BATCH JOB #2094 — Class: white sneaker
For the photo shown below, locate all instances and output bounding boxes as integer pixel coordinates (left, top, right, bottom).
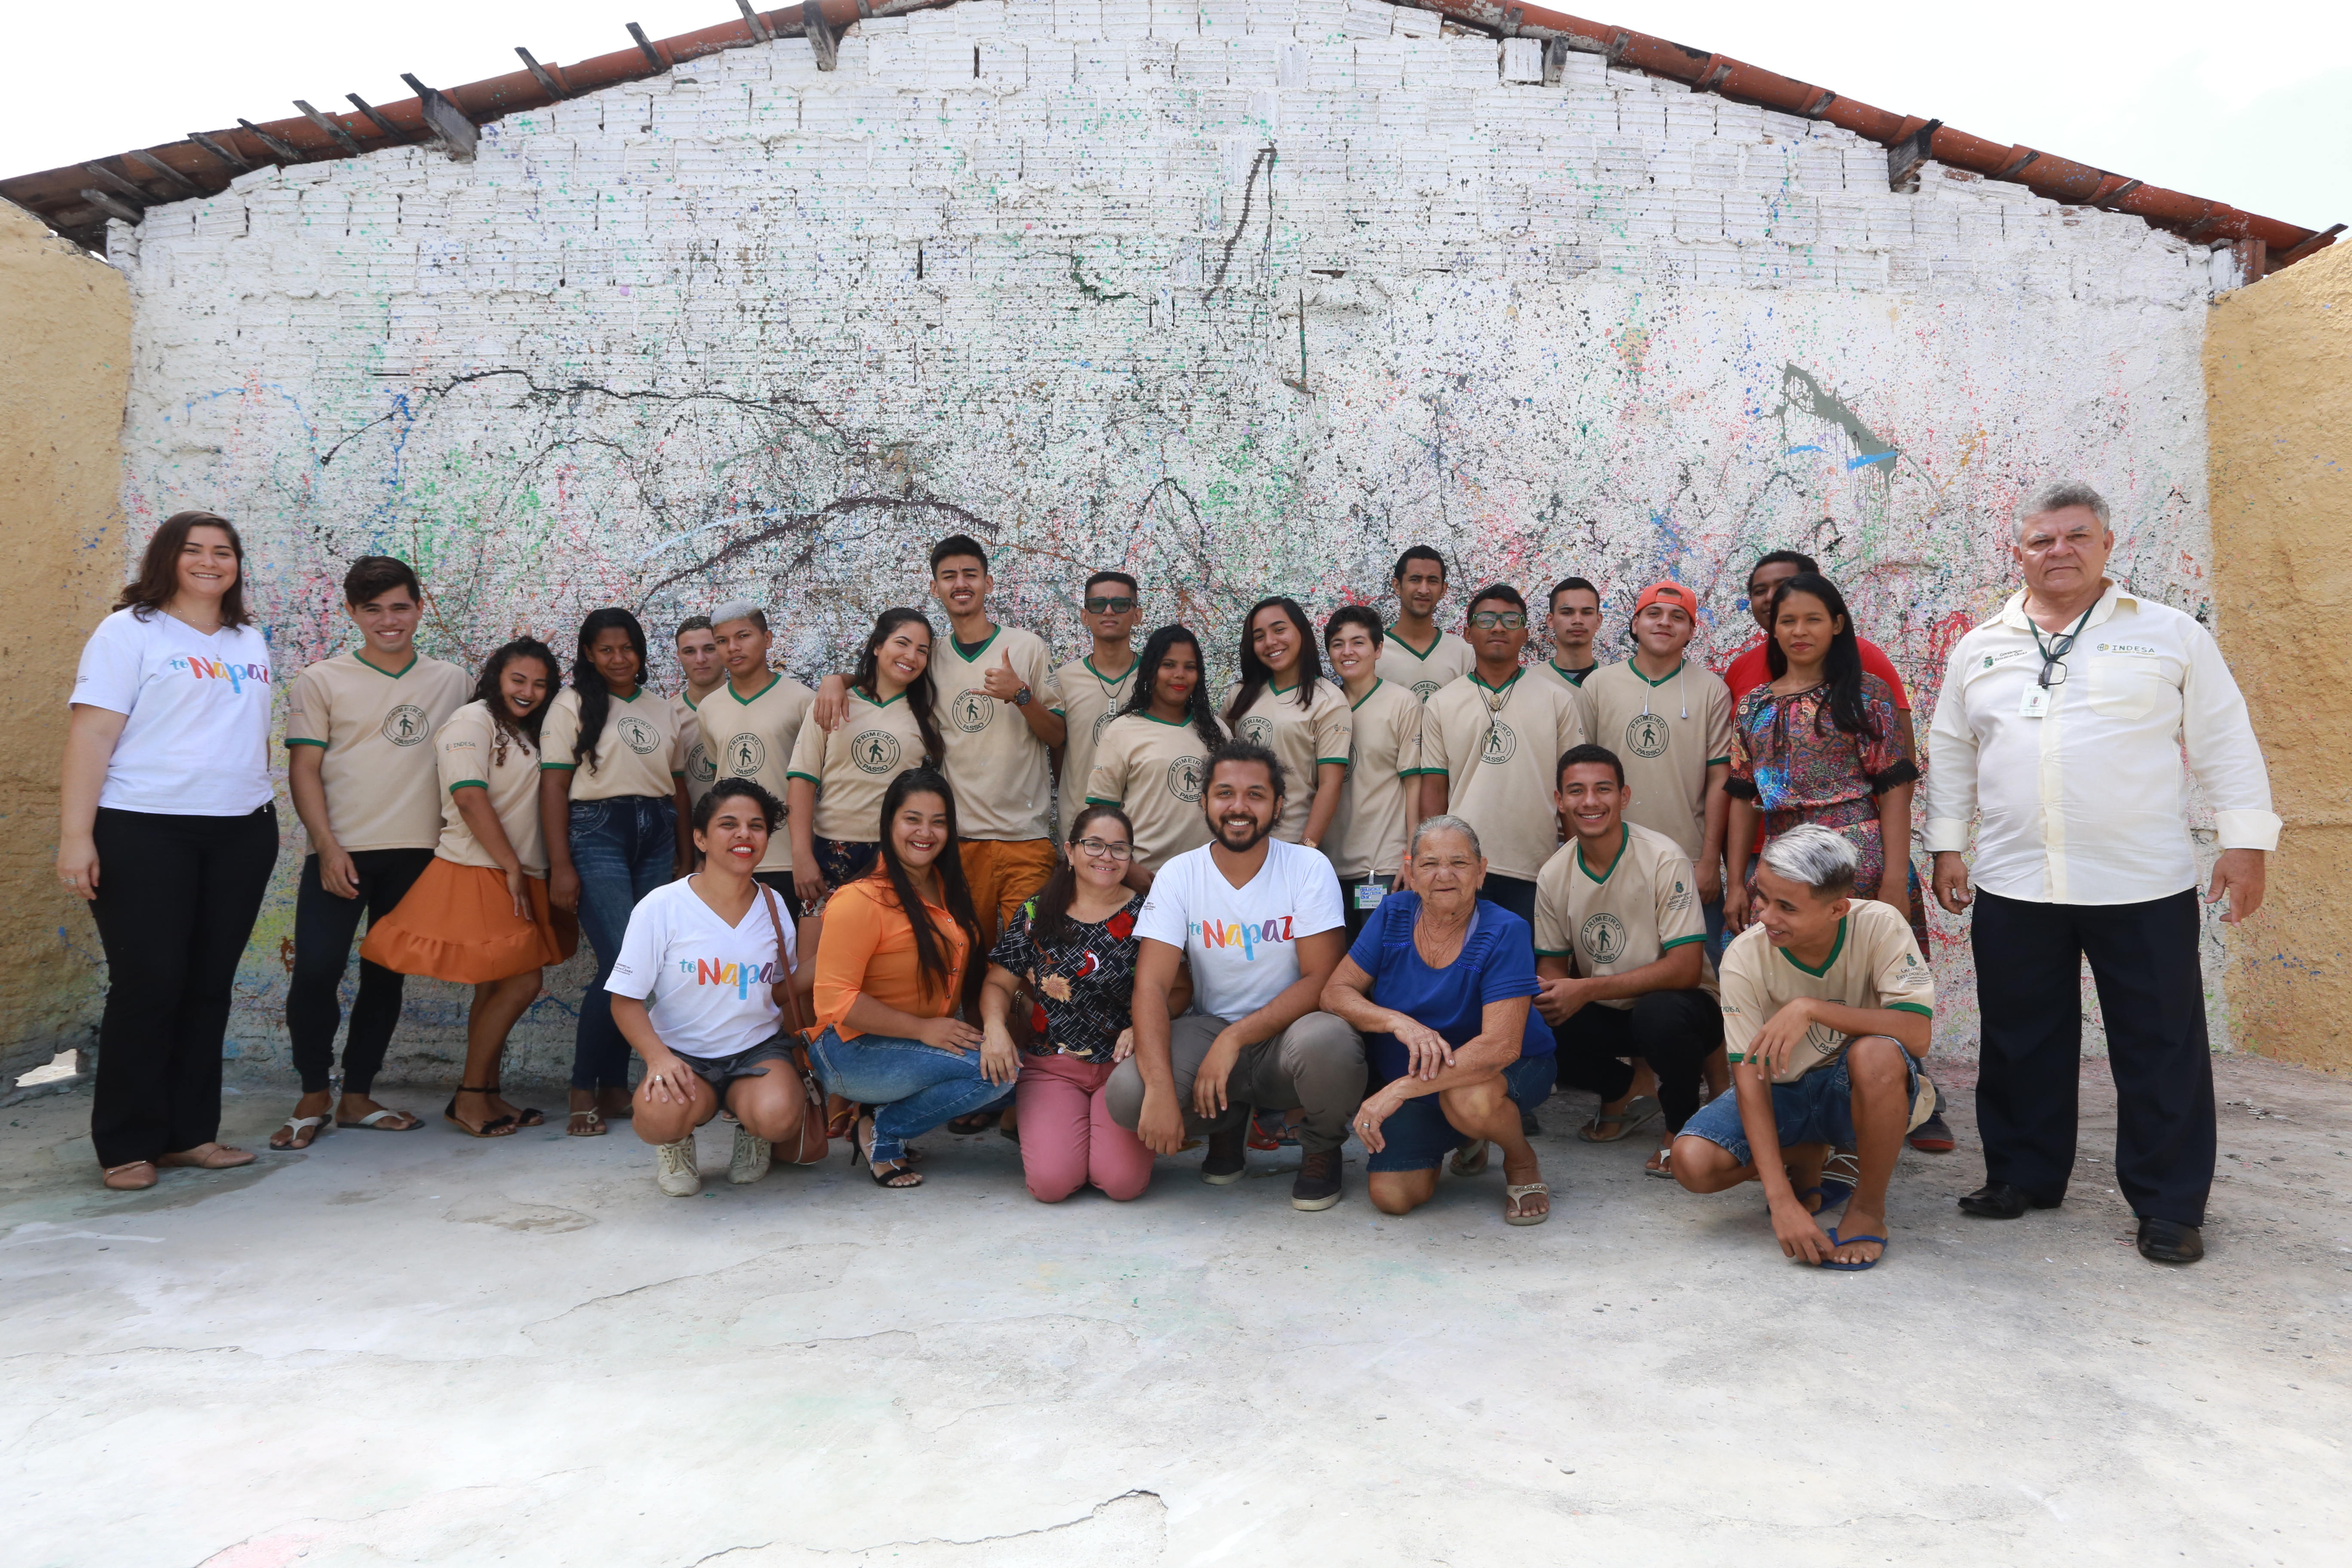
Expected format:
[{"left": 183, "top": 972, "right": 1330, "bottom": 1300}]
[
  {"left": 729, "top": 1123, "right": 772, "bottom": 1185},
  {"left": 655, "top": 1137, "right": 700, "bottom": 1197}
]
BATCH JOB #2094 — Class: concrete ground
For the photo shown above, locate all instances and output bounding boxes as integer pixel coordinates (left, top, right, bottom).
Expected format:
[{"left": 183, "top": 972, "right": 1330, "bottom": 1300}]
[{"left": 3, "top": 1054, "right": 2347, "bottom": 1568}]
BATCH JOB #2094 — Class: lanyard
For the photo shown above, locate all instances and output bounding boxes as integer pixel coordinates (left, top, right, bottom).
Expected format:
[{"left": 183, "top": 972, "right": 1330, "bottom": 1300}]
[{"left": 2028, "top": 603, "right": 2096, "bottom": 689}]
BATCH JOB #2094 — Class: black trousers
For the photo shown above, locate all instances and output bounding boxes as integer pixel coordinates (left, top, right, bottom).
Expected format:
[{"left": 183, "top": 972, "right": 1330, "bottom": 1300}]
[
  {"left": 1551, "top": 988, "right": 1724, "bottom": 1134},
  {"left": 285, "top": 847, "right": 433, "bottom": 1095},
  {"left": 1482, "top": 874, "right": 1538, "bottom": 928},
  {"left": 88, "top": 806, "right": 280, "bottom": 1167},
  {"left": 1973, "top": 888, "right": 2215, "bottom": 1225}
]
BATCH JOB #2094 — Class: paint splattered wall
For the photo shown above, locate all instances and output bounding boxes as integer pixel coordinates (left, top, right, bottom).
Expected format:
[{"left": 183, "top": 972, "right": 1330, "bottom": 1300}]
[{"left": 101, "top": 0, "right": 2236, "bottom": 1081}]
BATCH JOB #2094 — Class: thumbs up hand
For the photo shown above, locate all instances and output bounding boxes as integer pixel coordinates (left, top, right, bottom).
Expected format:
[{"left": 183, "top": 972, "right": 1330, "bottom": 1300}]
[{"left": 981, "top": 648, "right": 1028, "bottom": 703}]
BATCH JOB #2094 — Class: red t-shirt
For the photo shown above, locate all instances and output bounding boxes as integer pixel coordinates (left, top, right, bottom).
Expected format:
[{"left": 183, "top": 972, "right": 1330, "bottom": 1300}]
[{"left": 1722, "top": 635, "right": 1910, "bottom": 709}]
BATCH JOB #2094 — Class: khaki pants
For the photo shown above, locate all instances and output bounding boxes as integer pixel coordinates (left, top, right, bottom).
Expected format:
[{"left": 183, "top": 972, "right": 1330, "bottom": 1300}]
[
  {"left": 1106, "top": 1011, "right": 1364, "bottom": 1155},
  {"left": 958, "top": 838, "right": 1058, "bottom": 950}
]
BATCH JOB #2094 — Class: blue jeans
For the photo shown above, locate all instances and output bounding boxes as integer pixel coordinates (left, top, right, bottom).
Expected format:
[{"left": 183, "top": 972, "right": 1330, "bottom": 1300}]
[
  {"left": 570, "top": 795, "right": 678, "bottom": 1091},
  {"left": 1679, "top": 1043, "right": 1925, "bottom": 1168},
  {"left": 808, "top": 1025, "right": 1014, "bottom": 1164}
]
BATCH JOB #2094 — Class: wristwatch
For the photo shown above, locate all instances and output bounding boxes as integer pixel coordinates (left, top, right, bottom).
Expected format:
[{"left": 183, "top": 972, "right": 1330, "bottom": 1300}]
[{"left": 1012, "top": 686, "right": 1032, "bottom": 707}]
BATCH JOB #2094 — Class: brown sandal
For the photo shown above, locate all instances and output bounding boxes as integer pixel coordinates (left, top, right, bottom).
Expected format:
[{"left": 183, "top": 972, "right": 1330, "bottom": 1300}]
[{"left": 102, "top": 1161, "right": 157, "bottom": 1191}]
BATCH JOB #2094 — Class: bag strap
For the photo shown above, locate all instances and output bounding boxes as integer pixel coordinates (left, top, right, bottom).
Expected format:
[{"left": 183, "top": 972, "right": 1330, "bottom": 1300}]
[{"left": 756, "top": 883, "right": 798, "bottom": 1022}]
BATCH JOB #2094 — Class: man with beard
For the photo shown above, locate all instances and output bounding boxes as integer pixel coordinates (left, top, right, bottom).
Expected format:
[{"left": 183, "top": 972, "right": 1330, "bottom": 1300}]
[{"left": 1108, "top": 741, "right": 1364, "bottom": 1211}]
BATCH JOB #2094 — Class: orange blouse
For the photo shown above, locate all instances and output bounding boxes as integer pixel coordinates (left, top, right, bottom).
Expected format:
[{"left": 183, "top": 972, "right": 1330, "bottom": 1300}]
[{"left": 813, "top": 876, "right": 972, "bottom": 1039}]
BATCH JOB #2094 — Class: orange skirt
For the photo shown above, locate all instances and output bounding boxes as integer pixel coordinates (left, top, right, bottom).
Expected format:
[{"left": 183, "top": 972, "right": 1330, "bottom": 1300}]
[{"left": 359, "top": 856, "right": 579, "bottom": 984}]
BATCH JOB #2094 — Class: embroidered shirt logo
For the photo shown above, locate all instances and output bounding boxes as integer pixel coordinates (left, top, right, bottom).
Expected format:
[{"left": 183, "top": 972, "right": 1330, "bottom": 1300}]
[
  {"left": 1625, "top": 713, "right": 1671, "bottom": 759},
  {"left": 617, "top": 716, "right": 660, "bottom": 755},
  {"left": 1238, "top": 716, "right": 1274, "bottom": 747},
  {"left": 381, "top": 704, "right": 429, "bottom": 746},
  {"left": 1580, "top": 911, "right": 1628, "bottom": 964},
  {"left": 952, "top": 690, "right": 995, "bottom": 733},
  {"left": 1412, "top": 679, "right": 1441, "bottom": 701},
  {"left": 1482, "top": 721, "right": 1517, "bottom": 766},
  {"left": 686, "top": 742, "right": 716, "bottom": 784},
  {"left": 852, "top": 729, "right": 902, "bottom": 774},
  {"left": 725, "top": 732, "right": 766, "bottom": 776},
  {"left": 1167, "top": 754, "right": 1205, "bottom": 802}
]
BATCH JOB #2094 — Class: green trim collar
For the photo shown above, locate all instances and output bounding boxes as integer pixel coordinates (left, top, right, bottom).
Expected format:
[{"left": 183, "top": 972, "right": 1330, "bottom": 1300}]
[
  {"left": 728, "top": 673, "right": 782, "bottom": 706},
  {"left": 1776, "top": 917, "right": 1848, "bottom": 977},
  {"left": 1628, "top": 658, "right": 1687, "bottom": 687},
  {"left": 950, "top": 625, "right": 1002, "bottom": 662},
  {"left": 352, "top": 650, "right": 419, "bottom": 679},
  {"left": 1575, "top": 823, "right": 1630, "bottom": 885},
  {"left": 1348, "top": 677, "right": 1387, "bottom": 711},
  {"left": 1384, "top": 625, "right": 1444, "bottom": 661}
]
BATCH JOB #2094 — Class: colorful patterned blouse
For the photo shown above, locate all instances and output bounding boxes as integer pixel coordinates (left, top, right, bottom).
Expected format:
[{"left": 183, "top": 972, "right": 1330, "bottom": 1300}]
[
  {"left": 987, "top": 893, "right": 1143, "bottom": 1063},
  {"left": 1724, "top": 674, "right": 1914, "bottom": 816}
]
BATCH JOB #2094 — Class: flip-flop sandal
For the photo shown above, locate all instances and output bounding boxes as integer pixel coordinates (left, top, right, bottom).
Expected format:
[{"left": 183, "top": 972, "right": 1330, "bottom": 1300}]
[
  {"left": 1645, "top": 1144, "right": 1676, "bottom": 1180},
  {"left": 270, "top": 1113, "right": 331, "bottom": 1151},
  {"left": 336, "top": 1108, "right": 421, "bottom": 1130},
  {"left": 444, "top": 1089, "right": 518, "bottom": 1139},
  {"left": 853, "top": 1121, "right": 924, "bottom": 1188},
  {"left": 1577, "top": 1094, "right": 1659, "bottom": 1143},
  {"left": 1504, "top": 1182, "right": 1552, "bottom": 1226},
  {"left": 567, "top": 1109, "right": 608, "bottom": 1138},
  {"left": 1821, "top": 1228, "right": 1888, "bottom": 1271},
  {"left": 1449, "top": 1139, "right": 1491, "bottom": 1178}
]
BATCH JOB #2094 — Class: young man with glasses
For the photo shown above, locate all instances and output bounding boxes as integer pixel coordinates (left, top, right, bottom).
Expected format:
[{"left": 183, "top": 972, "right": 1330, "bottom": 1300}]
[
  {"left": 1544, "top": 576, "right": 1605, "bottom": 689},
  {"left": 1045, "top": 572, "right": 1142, "bottom": 845},
  {"left": 1417, "top": 585, "right": 1591, "bottom": 925},
  {"left": 1376, "top": 545, "right": 1475, "bottom": 702}
]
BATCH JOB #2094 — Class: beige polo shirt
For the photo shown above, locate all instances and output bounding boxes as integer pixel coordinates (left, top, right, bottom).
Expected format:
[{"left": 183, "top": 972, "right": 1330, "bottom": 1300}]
[
  {"left": 1533, "top": 822, "right": 1714, "bottom": 1009},
  {"left": 1323, "top": 679, "right": 1425, "bottom": 880},
  {"left": 1225, "top": 677, "right": 1353, "bottom": 844},
  {"left": 1376, "top": 627, "right": 1476, "bottom": 703},
  {"left": 931, "top": 624, "right": 1055, "bottom": 843},
  {"left": 674, "top": 690, "right": 720, "bottom": 811},
  {"left": 540, "top": 686, "right": 685, "bottom": 802},
  {"left": 1581, "top": 659, "right": 1733, "bottom": 864},
  {"left": 433, "top": 700, "right": 549, "bottom": 877},
  {"left": 700, "top": 672, "right": 815, "bottom": 873},
  {"left": 785, "top": 688, "right": 934, "bottom": 843},
  {"left": 1420, "top": 668, "right": 1590, "bottom": 882},
  {"left": 1046, "top": 652, "right": 1140, "bottom": 843},
  {"left": 1085, "top": 712, "right": 1214, "bottom": 872},
  {"left": 1718, "top": 898, "right": 1935, "bottom": 1083},
  {"left": 284, "top": 650, "right": 469, "bottom": 853}
]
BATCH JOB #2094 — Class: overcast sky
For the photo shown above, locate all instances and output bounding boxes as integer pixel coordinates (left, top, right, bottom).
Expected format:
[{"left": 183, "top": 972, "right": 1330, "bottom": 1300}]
[{"left": 9, "top": 0, "right": 2346, "bottom": 235}]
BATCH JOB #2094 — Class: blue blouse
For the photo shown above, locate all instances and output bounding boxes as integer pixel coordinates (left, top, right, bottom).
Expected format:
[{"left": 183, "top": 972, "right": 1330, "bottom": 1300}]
[{"left": 1345, "top": 891, "right": 1552, "bottom": 1089}]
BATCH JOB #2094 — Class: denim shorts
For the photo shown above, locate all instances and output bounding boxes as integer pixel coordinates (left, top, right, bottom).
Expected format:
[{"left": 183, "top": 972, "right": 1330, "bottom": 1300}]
[
  {"left": 1678, "top": 1042, "right": 1924, "bottom": 1167},
  {"left": 678, "top": 1036, "right": 794, "bottom": 1089},
  {"left": 1364, "top": 1053, "right": 1558, "bottom": 1173}
]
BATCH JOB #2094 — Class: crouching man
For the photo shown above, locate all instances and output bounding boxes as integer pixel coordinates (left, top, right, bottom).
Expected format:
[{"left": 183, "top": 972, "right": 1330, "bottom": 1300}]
[{"left": 1671, "top": 824, "right": 1936, "bottom": 1271}]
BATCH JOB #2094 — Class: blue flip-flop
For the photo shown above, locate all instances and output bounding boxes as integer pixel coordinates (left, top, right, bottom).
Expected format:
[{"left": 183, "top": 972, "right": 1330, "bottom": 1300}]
[{"left": 1820, "top": 1228, "right": 1888, "bottom": 1271}]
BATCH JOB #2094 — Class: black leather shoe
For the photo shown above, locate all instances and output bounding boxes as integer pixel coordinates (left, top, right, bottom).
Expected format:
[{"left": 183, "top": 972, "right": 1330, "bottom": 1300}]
[
  {"left": 1200, "top": 1126, "right": 1248, "bottom": 1185},
  {"left": 2137, "top": 1218, "right": 2204, "bottom": 1264},
  {"left": 1957, "top": 1181, "right": 2062, "bottom": 1219}
]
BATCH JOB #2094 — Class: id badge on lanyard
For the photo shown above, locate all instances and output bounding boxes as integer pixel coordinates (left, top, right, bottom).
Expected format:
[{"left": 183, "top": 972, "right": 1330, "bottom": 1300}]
[
  {"left": 1352, "top": 878, "right": 1391, "bottom": 913},
  {"left": 2018, "top": 683, "right": 2049, "bottom": 719}
]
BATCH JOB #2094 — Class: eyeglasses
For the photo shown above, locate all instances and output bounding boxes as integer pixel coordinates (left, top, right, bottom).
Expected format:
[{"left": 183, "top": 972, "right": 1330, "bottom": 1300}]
[
  {"left": 1084, "top": 596, "right": 1136, "bottom": 615},
  {"left": 1074, "top": 837, "right": 1134, "bottom": 861},
  {"left": 1469, "top": 612, "right": 1526, "bottom": 631}
]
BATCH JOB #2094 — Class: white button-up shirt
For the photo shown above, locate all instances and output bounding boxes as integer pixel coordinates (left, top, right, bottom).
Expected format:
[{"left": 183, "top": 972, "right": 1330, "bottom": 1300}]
[{"left": 1923, "top": 582, "right": 2278, "bottom": 905}]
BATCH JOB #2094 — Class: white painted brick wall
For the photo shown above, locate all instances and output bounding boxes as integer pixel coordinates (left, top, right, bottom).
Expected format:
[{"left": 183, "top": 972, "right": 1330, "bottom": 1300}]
[{"left": 107, "top": 0, "right": 2226, "bottom": 1075}]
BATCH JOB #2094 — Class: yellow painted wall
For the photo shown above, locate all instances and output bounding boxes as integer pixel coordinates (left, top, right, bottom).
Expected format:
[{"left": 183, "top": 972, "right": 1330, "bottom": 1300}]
[
  {"left": 2207, "top": 242, "right": 2352, "bottom": 1072},
  {"left": 0, "top": 202, "right": 127, "bottom": 1089}
]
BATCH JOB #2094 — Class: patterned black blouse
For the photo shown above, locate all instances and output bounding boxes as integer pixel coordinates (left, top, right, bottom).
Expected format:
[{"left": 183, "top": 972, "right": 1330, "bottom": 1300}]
[{"left": 987, "top": 892, "right": 1143, "bottom": 1063}]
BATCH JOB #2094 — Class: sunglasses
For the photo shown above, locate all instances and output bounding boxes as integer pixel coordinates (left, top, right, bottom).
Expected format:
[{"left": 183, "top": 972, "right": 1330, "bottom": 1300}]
[
  {"left": 1084, "top": 596, "right": 1136, "bottom": 614},
  {"left": 1469, "top": 611, "right": 1527, "bottom": 631}
]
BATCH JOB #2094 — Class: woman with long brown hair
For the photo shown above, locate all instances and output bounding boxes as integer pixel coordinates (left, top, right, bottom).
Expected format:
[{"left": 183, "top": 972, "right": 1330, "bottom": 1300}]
[
  {"left": 60, "top": 511, "right": 279, "bottom": 1191},
  {"left": 805, "top": 768, "right": 1010, "bottom": 1188},
  {"left": 1223, "top": 596, "right": 1351, "bottom": 848},
  {"left": 785, "top": 606, "right": 943, "bottom": 903},
  {"left": 361, "top": 638, "right": 579, "bottom": 1136}
]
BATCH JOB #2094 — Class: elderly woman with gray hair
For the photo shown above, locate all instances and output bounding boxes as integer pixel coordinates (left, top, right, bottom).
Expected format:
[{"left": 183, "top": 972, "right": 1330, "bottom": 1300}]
[{"left": 1320, "top": 815, "right": 1556, "bottom": 1224}]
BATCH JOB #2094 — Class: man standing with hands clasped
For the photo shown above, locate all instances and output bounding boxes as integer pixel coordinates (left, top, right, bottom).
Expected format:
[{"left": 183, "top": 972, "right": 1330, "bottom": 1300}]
[{"left": 1925, "top": 481, "right": 2277, "bottom": 1265}]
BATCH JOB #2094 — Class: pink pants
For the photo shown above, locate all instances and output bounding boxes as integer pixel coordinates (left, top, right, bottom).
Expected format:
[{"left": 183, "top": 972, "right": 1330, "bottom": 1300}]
[{"left": 1015, "top": 1052, "right": 1155, "bottom": 1203}]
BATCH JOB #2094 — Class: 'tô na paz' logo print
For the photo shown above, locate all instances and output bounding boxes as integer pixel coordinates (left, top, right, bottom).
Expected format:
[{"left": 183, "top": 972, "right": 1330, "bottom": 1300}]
[
  {"left": 1482, "top": 721, "right": 1516, "bottom": 765},
  {"left": 1580, "top": 910, "right": 1628, "bottom": 965},
  {"left": 1625, "top": 713, "right": 1671, "bottom": 759},
  {"left": 381, "top": 704, "right": 429, "bottom": 746},
  {"left": 952, "top": 689, "right": 995, "bottom": 733},
  {"left": 852, "top": 729, "right": 902, "bottom": 775},
  {"left": 617, "top": 716, "right": 660, "bottom": 754},
  {"left": 726, "top": 733, "right": 766, "bottom": 775},
  {"left": 1167, "top": 754, "right": 1205, "bottom": 802}
]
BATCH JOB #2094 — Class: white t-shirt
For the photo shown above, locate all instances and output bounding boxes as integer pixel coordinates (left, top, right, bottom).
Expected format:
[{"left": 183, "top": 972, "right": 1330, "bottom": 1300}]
[
  {"left": 1135, "top": 836, "right": 1345, "bottom": 1023},
  {"left": 71, "top": 607, "right": 275, "bottom": 815},
  {"left": 605, "top": 877, "right": 799, "bottom": 1061}
]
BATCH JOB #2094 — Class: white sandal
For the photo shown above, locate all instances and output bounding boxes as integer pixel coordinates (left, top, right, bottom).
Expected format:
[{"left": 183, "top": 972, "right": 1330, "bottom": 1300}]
[
  {"left": 336, "top": 1108, "right": 420, "bottom": 1130},
  {"left": 1504, "top": 1182, "right": 1552, "bottom": 1225},
  {"left": 270, "top": 1113, "right": 330, "bottom": 1151},
  {"left": 1645, "top": 1144, "right": 1675, "bottom": 1180}
]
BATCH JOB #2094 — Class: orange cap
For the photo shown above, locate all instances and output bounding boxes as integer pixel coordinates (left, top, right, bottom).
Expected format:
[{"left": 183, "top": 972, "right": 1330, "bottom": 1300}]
[{"left": 1633, "top": 580, "right": 1697, "bottom": 619}]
